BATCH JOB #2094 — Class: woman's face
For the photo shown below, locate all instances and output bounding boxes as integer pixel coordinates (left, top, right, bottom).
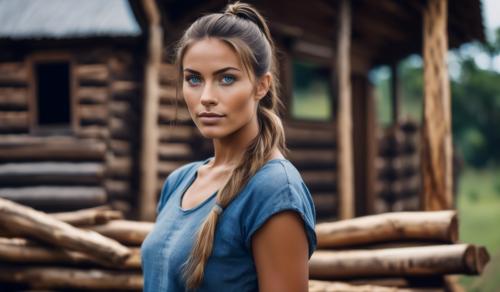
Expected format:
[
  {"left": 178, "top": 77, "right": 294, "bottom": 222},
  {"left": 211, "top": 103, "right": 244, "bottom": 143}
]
[{"left": 181, "top": 37, "right": 269, "bottom": 139}]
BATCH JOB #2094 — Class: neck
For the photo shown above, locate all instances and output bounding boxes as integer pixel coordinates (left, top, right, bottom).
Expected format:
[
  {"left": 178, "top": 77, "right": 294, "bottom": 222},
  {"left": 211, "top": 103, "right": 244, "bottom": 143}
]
[{"left": 209, "top": 116, "right": 260, "bottom": 169}]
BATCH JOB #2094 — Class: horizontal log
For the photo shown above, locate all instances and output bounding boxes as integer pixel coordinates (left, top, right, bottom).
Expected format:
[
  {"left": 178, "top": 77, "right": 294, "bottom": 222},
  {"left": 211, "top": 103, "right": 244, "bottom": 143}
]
[
  {"left": 0, "top": 237, "right": 140, "bottom": 269},
  {"left": 288, "top": 149, "right": 336, "bottom": 169},
  {"left": 51, "top": 206, "right": 123, "bottom": 226},
  {"left": 301, "top": 170, "right": 337, "bottom": 191},
  {"left": 0, "top": 62, "right": 28, "bottom": 84},
  {"left": 315, "top": 210, "right": 457, "bottom": 249},
  {"left": 158, "top": 161, "right": 190, "bottom": 177},
  {"left": 158, "top": 143, "right": 193, "bottom": 160},
  {"left": 106, "top": 155, "right": 132, "bottom": 178},
  {"left": 104, "top": 179, "right": 131, "bottom": 199},
  {"left": 109, "top": 100, "right": 134, "bottom": 119},
  {"left": 0, "top": 111, "right": 29, "bottom": 132},
  {"left": 0, "top": 162, "right": 104, "bottom": 186},
  {"left": 159, "top": 125, "right": 196, "bottom": 142},
  {"left": 376, "top": 176, "right": 421, "bottom": 200},
  {"left": 0, "top": 186, "right": 107, "bottom": 211},
  {"left": 0, "top": 266, "right": 142, "bottom": 290},
  {"left": 159, "top": 63, "right": 177, "bottom": 85},
  {"left": 0, "top": 198, "right": 130, "bottom": 264},
  {"left": 79, "top": 104, "right": 108, "bottom": 125},
  {"left": 285, "top": 125, "right": 336, "bottom": 148},
  {"left": 0, "top": 88, "right": 28, "bottom": 110},
  {"left": 158, "top": 106, "right": 192, "bottom": 124},
  {"left": 313, "top": 193, "right": 337, "bottom": 217},
  {"left": 387, "top": 195, "right": 420, "bottom": 212},
  {"left": 308, "top": 279, "right": 442, "bottom": 292},
  {"left": 77, "top": 125, "right": 108, "bottom": 140},
  {"left": 109, "top": 116, "right": 134, "bottom": 140},
  {"left": 76, "top": 86, "right": 108, "bottom": 104},
  {"left": 86, "top": 220, "right": 153, "bottom": 246},
  {"left": 159, "top": 86, "right": 182, "bottom": 105},
  {"left": 111, "top": 80, "right": 139, "bottom": 96},
  {"left": 76, "top": 64, "right": 109, "bottom": 84},
  {"left": 309, "top": 244, "right": 488, "bottom": 279},
  {"left": 109, "top": 139, "right": 131, "bottom": 156},
  {"left": 0, "top": 136, "right": 105, "bottom": 162}
]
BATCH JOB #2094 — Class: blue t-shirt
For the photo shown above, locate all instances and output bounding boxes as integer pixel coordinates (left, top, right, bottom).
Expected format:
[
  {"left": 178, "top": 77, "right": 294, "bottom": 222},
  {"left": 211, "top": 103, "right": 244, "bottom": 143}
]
[{"left": 141, "top": 157, "right": 317, "bottom": 292}]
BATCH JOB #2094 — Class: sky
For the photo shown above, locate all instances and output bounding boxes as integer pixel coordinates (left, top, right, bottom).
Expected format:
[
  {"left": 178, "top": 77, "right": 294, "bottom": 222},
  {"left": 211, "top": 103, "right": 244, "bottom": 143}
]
[{"left": 475, "top": 0, "right": 500, "bottom": 72}]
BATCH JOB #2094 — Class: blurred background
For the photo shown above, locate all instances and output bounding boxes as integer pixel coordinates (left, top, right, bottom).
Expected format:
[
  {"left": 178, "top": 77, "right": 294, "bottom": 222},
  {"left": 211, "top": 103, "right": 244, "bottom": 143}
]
[
  {"left": 370, "top": 0, "right": 500, "bottom": 289},
  {"left": 0, "top": 0, "right": 498, "bottom": 290}
]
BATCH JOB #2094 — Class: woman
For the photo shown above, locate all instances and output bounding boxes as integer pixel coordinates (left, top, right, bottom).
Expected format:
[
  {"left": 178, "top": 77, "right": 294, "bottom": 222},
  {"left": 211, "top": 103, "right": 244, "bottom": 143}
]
[{"left": 141, "top": 2, "right": 317, "bottom": 291}]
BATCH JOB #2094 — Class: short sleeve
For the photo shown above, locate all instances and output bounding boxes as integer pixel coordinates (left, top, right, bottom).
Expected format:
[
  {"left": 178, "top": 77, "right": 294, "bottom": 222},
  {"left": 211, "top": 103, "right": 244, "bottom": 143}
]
[{"left": 242, "top": 181, "right": 317, "bottom": 258}]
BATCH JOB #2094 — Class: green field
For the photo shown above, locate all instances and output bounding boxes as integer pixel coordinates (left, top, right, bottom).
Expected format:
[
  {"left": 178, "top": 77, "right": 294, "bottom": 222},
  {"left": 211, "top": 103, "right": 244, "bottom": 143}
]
[{"left": 457, "top": 166, "right": 500, "bottom": 291}]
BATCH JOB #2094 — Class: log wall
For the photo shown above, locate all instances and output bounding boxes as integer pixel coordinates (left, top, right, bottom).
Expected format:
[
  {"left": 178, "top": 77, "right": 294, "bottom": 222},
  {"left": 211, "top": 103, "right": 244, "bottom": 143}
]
[
  {"left": 156, "top": 63, "right": 202, "bottom": 196},
  {"left": 0, "top": 61, "right": 30, "bottom": 133},
  {"left": 375, "top": 119, "right": 421, "bottom": 212},
  {"left": 0, "top": 48, "right": 142, "bottom": 214}
]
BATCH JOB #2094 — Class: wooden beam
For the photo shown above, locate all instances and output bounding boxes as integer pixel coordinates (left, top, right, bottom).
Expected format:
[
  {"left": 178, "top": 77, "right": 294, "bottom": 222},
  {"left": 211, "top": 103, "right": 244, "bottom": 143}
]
[
  {"left": 336, "top": 0, "right": 354, "bottom": 219},
  {"left": 421, "top": 0, "right": 453, "bottom": 210},
  {"left": 138, "top": 0, "right": 163, "bottom": 221}
]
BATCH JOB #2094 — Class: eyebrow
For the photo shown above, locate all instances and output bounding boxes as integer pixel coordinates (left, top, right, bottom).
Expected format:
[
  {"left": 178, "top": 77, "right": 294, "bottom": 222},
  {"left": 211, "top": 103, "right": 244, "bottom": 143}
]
[{"left": 183, "top": 67, "right": 241, "bottom": 75}]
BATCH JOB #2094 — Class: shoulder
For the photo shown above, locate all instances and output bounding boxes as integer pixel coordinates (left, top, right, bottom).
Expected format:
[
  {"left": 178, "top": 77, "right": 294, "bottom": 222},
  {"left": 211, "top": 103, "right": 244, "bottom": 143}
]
[
  {"left": 239, "top": 159, "right": 317, "bottom": 257},
  {"left": 246, "top": 159, "right": 312, "bottom": 206}
]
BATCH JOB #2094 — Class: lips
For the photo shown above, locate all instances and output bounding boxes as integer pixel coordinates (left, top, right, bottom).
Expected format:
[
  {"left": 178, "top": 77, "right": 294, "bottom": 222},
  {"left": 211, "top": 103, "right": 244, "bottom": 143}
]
[
  {"left": 197, "top": 112, "right": 225, "bottom": 124},
  {"left": 198, "top": 112, "right": 225, "bottom": 118}
]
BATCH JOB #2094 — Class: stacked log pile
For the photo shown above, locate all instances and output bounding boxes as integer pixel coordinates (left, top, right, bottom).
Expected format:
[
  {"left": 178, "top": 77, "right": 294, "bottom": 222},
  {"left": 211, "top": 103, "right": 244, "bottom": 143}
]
[
  {"left": 0, "top": 198, "right": 489, "bottom": 291},
  {"left": 310, "top": 210, "right": 490, "bottom": 291},
  {"left": 0, "top": 197, "right": 148, "bottom": 291}
]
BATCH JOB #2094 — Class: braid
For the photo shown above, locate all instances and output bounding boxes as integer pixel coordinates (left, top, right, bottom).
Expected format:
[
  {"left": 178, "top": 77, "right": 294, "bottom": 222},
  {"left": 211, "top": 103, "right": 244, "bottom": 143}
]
[{"left": 177, "top": 2, "right": 287, "bottom": 289}]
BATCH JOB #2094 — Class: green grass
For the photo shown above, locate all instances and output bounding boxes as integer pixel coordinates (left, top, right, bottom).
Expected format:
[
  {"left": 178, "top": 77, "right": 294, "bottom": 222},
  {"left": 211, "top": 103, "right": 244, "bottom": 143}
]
[{"left": 456, "top": 166, "right": 500, "bottom": 291}]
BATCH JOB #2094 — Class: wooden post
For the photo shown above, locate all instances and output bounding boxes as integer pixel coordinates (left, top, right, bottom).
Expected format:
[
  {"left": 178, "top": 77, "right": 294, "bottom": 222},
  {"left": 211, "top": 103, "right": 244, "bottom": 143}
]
[
  {"left": 139, "top": 0, "right": 163, "bottom": 221},
  {"left": 336, "top": 0, "right": 354, "bottom": 219},
  {"left": 421, "top": 0, "right": 453, "bottom": 210},
  {"left": 390, "top": 63, "right": 400, "bottom": 124}
]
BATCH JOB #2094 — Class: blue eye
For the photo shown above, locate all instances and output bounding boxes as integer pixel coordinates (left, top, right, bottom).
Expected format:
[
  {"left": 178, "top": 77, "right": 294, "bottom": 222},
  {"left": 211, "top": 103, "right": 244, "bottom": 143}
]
[
  {"left": 186, "top": 75, "right": 202, "bottom": 86},
  {"left": 221, "top": 75, "right": 236, "bottom": 85}
]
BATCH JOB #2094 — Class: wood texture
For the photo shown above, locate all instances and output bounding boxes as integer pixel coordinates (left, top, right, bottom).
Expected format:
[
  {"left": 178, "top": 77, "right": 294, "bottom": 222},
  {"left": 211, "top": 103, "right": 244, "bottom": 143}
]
[
  {"left": 309, "top": 244, "right": 487, "bottom": 279},
  {"left": 138, "top": 0, "right": 163, "bottom": 221},
  {"left": 86, "top": 220, "right": 153, "bottom": 246},
  {"left": 51, "top": 206, "right": 123, "bottom": 226},
  {"left": 315, "top": 210, "right": 457, "bottom": 248},
  {"left": 336, "top": 0, "right": 354, "bottom": 219},
  {"left": 0, "top": 266, "right": 142, "bottom": 290},
  {"left": 0, "top": 198, "right": 130, "bottom": 264},
  {"left": 421, "top": 0, "right": 453, "bottom": 210}
]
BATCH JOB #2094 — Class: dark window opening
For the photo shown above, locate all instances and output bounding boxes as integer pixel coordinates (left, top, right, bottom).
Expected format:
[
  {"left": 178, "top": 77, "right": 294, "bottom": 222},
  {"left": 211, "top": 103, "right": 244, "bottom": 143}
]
[
  {"left": 36, "top": 62, "right": 71, "bottom": 127},
  {"left": 291, "top": 60, "right": 333, "bottom": 121}
]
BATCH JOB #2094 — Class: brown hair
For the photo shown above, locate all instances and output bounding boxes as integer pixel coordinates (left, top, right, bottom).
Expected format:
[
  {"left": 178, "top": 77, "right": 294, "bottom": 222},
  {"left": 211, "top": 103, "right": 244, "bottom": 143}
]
[{"left": 174, "top": 1, "right": 287, "bottom": 289}]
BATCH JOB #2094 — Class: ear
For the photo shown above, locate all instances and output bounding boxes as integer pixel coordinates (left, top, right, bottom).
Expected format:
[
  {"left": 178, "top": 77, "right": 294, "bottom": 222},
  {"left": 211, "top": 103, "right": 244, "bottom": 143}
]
[{"left": 254, "top": 73, "right": 272, "bottom": 101}]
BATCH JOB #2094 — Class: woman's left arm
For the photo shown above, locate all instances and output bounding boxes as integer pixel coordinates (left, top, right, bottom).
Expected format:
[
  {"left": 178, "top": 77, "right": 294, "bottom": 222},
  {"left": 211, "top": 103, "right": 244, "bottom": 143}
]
[{"left": 251, "top": 210, "right": 310, "bottom": 292}]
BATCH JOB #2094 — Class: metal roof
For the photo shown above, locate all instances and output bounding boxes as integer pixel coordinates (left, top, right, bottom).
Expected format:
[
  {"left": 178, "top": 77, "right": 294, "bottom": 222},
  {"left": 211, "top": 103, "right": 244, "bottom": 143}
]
[{"left": 0, "top": 0, "right": 142, "bottom": 40}]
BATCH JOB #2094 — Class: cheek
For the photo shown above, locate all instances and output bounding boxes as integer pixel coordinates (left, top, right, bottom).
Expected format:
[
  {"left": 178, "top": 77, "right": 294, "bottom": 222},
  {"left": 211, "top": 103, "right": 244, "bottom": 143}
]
[
  {"left": 224, "top": 86, "right": 256, "bottom": 116},
  {"left": 182, "top": 85, "right": 198, "bottom": 109}
]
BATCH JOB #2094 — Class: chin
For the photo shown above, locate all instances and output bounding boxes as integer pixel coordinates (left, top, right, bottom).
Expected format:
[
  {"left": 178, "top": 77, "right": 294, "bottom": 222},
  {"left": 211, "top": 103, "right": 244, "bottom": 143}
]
[{"left": 198, "top": 128, "right": 229, "bottom": 139}]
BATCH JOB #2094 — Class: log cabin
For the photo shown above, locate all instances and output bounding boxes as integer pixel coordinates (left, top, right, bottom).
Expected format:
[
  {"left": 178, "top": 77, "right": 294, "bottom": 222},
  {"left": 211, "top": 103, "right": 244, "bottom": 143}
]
[{"left": 0, "top": 0, "right": 485, "bottom": 223}]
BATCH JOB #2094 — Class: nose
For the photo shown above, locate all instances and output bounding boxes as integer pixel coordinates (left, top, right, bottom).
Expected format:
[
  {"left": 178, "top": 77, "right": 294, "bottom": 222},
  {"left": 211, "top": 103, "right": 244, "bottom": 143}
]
[{"left": 200, "top": 83, "right": 218, "bottom": 107}]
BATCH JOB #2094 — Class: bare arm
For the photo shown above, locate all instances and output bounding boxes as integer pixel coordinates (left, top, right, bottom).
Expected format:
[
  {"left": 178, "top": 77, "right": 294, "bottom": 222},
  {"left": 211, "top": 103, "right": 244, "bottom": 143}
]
[{"left": 251, "top": 210, "right": 310, "bottom": 292}]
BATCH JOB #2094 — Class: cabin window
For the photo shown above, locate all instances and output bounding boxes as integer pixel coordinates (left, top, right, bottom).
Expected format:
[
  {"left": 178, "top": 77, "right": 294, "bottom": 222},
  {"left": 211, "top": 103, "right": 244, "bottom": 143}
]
[
  {"left": 35, "top": 62, "right": 71, "bottom": 128},
  {"left": 291, "top": 60, "right": 333, "bottom": 121}
]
